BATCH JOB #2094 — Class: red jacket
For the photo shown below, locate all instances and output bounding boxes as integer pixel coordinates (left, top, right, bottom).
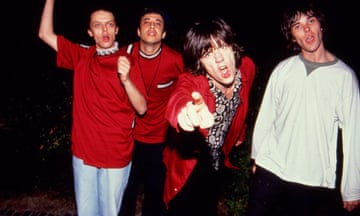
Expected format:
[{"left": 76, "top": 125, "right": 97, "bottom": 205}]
[{"left": 163, "top": 56, "right": 255, "bottom": 207}]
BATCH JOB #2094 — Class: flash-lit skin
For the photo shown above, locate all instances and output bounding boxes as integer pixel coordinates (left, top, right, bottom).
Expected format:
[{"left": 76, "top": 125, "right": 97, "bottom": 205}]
[
  {"left": 199, "top": 38, "right": 242, "bottom": 148},
  {"left": 137, "top": 13, "right": 166, "bottom": 55},
  {"left": 177, "top": 37, "right": 240, "bottom": 133},
  {"left": 291, "top": 13, "right": 335, "bottom": 62},
  {"left": 200, "top": 37, "right": 236, "bottom": 99},
  {"left": 87, "top": 10, "right": 119, "bottom": 50}
]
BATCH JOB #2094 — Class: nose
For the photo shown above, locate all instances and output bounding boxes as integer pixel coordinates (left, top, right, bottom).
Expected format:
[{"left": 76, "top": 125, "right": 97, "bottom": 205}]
[
  {"left": 213, "top": 49, "right": 224, "bottom": 62},
  {"left": 102, "top": 25, "right": 108, "bottom": 32},
  {"left": 304, "top": 25, "right": 310, "bottom": 32}
]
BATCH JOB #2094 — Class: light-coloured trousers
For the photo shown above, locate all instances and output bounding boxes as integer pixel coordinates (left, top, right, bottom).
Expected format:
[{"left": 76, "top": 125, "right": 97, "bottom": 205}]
[{"left": 72, "top": 155, "right": 131, "bottom": 216}]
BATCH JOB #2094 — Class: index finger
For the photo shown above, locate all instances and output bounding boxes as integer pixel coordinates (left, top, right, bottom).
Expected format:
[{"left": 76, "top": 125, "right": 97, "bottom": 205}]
[{"left": 192, "top": 91, "right": 203, "bottom": 105}]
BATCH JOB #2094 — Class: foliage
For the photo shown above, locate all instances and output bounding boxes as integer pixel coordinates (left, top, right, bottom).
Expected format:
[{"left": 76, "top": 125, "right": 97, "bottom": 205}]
[
  {"left": 0, "top": 68, "right": 73, "bottom": 193},
  {"left": 223, "top": 143, "right": 251, "bottom": 216},
  {"left": 39, "top": 94, "right": 72, "bottom": 160},
  {"left": 222, "top": 65, "right": 264, "bottom": 215}
]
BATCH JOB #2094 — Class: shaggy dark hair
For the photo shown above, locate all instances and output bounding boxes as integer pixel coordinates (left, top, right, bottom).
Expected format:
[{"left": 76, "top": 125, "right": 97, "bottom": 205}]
[
  {"left": 281, "top": 2, "right": 327, "bottom": 53},
  {"left": 183, "top": 18, "right": 244, "bottom": 76}
]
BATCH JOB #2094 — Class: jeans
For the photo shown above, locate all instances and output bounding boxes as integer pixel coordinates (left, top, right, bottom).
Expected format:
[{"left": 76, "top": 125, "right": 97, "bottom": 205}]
[{"left": 73, "top": 155, "right": 131, "bottom": 216}]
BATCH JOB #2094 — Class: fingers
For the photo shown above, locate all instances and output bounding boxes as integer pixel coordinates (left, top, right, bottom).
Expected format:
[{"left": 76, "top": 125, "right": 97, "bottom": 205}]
[
  {"left": 177, "top": 92, "right": 214, "bottom": 131},
  {"left": 117, "top": 56, "right": 130, "bottom": 80},
  {"left": 343, "top": 200, "right": 360, "bottom": 212},
  {"left": 198, "top": 106, "right": 214, "bottom": 129},
  {"left": 192, "top": 91, "right": 203, "bottom": 105},
  {"left": 192, "top": 91, "right": 214, "bottom": 128},
  {"left": 177, "top": 104, "right": 196, "bottom": 131}
]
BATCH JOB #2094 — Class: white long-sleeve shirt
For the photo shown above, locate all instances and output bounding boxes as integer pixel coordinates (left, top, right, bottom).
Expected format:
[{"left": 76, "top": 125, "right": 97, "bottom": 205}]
[{"left": 251, "top": 55, "right": 360, "bottom": 201}]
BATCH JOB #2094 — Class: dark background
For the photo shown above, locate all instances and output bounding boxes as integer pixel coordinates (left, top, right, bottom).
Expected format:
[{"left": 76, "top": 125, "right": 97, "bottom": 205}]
[{"left": 6, "top": 0, "right": 360, "bottom": 96}]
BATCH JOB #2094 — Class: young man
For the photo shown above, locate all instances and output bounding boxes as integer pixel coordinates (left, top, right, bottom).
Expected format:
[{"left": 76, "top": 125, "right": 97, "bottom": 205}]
[
  {"left": 249, "top": 3, "right": 360, "bottom": 216},
  {"left": 162, "top": 18, "right": 255, "bottom": 216},
  {"left": 118, "top": 7, "right": 184, "bottom": 216},
  {"left": 38, "top": 0, "right": 147, "bottom": 215}
]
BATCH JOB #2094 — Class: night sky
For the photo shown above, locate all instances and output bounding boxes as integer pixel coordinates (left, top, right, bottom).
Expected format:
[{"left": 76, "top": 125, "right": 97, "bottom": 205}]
[{"left": 7, "top": 0, "right": 360, "bottom": 99}]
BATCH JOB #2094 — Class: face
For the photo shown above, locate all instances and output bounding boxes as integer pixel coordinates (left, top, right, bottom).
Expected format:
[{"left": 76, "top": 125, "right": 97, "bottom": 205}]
[
  {"left": 87, "top": 10, "right": 118, "bottom": 49},
  {"left": 137, "top": 13, "right": 166, "bottom": 45},
  {"left": 200, "top": 37, "right": 236, "bottom": 89},
  {"left": 291, "top": 13, "right": 324, "bottom": 55}
]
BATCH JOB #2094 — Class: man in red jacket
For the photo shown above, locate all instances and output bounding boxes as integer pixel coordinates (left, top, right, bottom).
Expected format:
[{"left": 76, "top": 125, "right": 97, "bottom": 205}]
[{"left": 163, "top": 18, "right": 255, "bottom": 216}]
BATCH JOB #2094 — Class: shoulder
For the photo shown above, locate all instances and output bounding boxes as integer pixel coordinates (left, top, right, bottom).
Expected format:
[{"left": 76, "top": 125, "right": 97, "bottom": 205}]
[
  {"left": 119, "top": 42, "right": 140, "bottom": 55},
  {"left": 162, "top": 44, "right": 182, "bottom": 56},
  {"left": 240, "top": 55, "right": 255, "bottom": 70},
  {"left": 239, "top": 55, "right": 256, "bottom": 82},
  {"left": 276, "top": 55, "right": 299, "bottom": 67}
]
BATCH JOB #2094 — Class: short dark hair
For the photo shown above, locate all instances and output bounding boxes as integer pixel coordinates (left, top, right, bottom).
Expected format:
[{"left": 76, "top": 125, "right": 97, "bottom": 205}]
[{"left": 138, "top": 7, "right": 172, "bottom": 32}]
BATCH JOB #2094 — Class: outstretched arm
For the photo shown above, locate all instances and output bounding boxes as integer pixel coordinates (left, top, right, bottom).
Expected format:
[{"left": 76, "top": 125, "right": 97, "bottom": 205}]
[{"left": 38, "top": 0, "right": 58, "bottom": 51}]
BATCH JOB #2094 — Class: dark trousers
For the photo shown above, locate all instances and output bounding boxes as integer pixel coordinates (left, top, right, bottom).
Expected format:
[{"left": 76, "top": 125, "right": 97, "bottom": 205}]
[
  {"left": 247, "top": 165, "right": 347, "bottom": 216},
  {"left": 119, "top": 141, "right": 166, "bottom": 216},
  {"left": 166, "top": 155, "right": 224, "bottom": 216}
]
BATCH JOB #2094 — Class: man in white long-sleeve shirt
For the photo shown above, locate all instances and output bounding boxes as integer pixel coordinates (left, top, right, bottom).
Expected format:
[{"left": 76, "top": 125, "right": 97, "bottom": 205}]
[{"left": 248, "top": 2, "right": 360, "bottom": 216}]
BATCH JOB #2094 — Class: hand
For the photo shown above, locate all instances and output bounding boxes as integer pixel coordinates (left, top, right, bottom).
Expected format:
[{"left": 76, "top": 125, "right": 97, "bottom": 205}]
[
  {"left": 117, "top": 56, "right": 130, "bottom": 83},
  {"left": 343, "top": 200, "right": 360, "bottom": 212},
  {"left": 177, "top": 91, "right": 214, "bottom": 131},
  {"left": 235, "top": 140, "right": 243, "bottom": 147}
]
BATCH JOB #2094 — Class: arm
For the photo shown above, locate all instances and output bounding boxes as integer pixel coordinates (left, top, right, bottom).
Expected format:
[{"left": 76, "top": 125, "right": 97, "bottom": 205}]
[
  {"left": 340, "top": 69, "right": 360, "bottom": 212},
  {"left": 118, "top": 56, "right": 147, "bottom": 115},
  {"left": 38, "top": 0, "right": 58, "bottom": 51}
]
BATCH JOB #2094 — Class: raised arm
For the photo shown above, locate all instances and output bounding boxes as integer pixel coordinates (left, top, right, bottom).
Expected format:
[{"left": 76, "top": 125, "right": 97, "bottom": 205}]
[
  {"left": 118, "top": 56, "right": 147, "bottom": 115},
  {"left": 38, "top": 0, "right": 58, "bottom": 51}
]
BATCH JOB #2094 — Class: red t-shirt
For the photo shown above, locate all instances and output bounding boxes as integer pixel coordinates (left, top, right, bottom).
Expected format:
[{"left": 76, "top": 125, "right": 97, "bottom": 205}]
[
  {"left": 121, "top": 42, "right": 184, "bottom": 143},
  {"left": 56, "top": 36, "right": 146, "bottom": 168}
]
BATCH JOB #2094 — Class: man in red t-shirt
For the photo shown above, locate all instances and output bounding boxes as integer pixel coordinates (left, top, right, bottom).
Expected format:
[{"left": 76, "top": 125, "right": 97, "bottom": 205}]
[
  {"left": 38, "top": 0, "right": 147, "bottom": 215},
  {"left": 119, "top": 7, "right": 184, "bottom": 216}
]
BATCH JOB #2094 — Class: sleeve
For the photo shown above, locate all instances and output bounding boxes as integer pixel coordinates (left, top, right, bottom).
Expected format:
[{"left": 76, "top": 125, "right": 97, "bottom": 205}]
[
  {"left": 56, "top": 35, "right": 82, "bottom": 70},
  {"left": 165, "top": 73, "right": 196, "bottom": 131},
  {"left": 251, "top": 64, "right": 280, "bottom": 160},
  {"left": 339, "top": 68, "right": 360, "bottom": 201}
]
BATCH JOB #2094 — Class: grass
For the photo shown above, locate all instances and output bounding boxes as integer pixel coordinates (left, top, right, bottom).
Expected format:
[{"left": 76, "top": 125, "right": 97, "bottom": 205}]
[
  {"left": 0, "top": 189, "right": 76, "bottom": 215},
  {"left": 0, "top": 188, "right": 229, "bottom": 216}
]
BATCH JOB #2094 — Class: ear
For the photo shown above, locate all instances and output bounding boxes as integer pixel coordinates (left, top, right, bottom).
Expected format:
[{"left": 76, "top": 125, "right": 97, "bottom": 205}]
[
  {"left": 161, "top": 31, "right": 166, "bottom": 39},
  {"left": 115, "top": 26, "right": 119, "bottom": 35},
  {"left": 137, "top": 28, "right": 141, "bottom": 37},
  {"left": 87, "top": 29, "right": 94, "bottom": 37}
]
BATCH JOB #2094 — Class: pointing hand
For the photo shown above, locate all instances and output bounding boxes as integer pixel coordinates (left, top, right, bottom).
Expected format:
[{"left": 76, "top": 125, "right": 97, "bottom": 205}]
[{"left": 177, "top": 91, "right": 214, "bottom": 131}]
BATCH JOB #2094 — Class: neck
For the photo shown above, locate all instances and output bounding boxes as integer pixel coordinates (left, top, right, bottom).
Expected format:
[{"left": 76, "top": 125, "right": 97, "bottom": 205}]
[
  {"left": 139, "top": 46, "right": 162, "bottom": 59},
  {"left": 301, "top": 45, "right": 334, "bottom": 63},
  {"left": 213, "top": 81, "right": 235, "bottom": 99},
  {"left": 139, "top": 41, "right": 162, "bottom": 56},
  {"left": 96, "top": 42, "right": 119, "bottom": 56}
]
